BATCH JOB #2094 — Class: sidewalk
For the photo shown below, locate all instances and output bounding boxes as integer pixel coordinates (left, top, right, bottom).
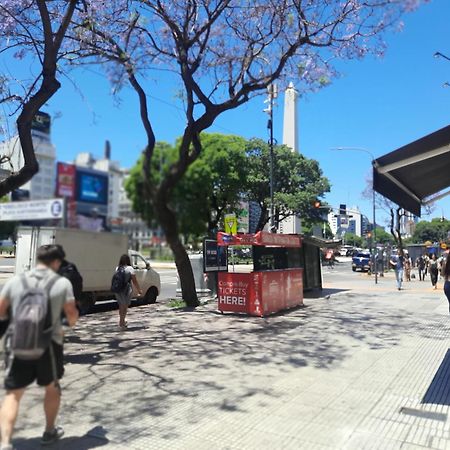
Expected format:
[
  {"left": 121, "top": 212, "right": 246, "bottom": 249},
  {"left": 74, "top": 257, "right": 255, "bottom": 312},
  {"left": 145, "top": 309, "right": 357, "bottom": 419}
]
[{"left": 6, "top": 270, "right": 450, "bottom": 449}]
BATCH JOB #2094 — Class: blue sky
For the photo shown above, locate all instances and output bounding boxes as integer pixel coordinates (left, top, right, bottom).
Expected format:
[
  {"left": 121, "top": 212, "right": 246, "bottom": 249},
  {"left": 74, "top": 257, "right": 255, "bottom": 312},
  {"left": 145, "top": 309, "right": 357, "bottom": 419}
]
[{"left": 1, "top": 0, "right": 449, "bottom": 228}]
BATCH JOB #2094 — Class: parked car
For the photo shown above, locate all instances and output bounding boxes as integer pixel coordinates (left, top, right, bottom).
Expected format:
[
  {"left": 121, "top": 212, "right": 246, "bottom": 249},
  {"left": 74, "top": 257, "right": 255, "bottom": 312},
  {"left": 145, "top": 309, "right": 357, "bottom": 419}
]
[{"left": 352, "top": 252, "right": 371, "bottom": 272}]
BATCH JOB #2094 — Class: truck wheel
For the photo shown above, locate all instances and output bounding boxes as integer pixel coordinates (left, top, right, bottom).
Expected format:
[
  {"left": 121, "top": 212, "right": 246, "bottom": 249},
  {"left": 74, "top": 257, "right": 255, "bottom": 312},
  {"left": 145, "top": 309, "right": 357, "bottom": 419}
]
[
  {"left": 144, "top": 287, "right": 158, "bottom": 304},
  {"left": 352, "top": 267, "right": 356, "bottom": 272}
]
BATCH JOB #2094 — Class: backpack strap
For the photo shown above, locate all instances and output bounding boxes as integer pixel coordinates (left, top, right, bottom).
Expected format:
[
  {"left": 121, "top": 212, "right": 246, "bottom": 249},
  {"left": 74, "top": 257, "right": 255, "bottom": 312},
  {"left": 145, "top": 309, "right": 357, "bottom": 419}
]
[
  {"left": 20, "top": 274, "right": 29, "bottom": 292},
  {"left": 43, "top": 274, "right": 60, "bottom": 297},
  {"left": 43, "top": 274, "right": 62, "bottom": 392}
]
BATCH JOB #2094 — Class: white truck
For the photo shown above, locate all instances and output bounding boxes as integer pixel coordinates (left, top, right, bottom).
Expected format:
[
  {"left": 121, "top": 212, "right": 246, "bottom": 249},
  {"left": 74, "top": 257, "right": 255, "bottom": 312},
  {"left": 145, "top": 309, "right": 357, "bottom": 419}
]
[{"left": 15, "top": 227, "right": 161, "bottom": 308}]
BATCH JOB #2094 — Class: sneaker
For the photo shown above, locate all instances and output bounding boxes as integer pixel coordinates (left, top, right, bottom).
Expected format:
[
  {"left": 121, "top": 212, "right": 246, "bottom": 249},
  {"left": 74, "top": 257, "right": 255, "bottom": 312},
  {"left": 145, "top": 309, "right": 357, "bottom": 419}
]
[
  {"left": 1, "top": 444, "right": 13, "bottom": 450},
  {"left": 41, "top": 426, "right": 64, "bottom": 445}
]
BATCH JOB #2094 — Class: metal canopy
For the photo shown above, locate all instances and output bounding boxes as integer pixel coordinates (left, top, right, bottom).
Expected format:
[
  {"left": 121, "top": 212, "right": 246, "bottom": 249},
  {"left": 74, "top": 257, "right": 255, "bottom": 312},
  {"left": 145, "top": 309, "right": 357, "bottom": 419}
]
[{"left": 373, "top": 124, "right": 450, "bottom": 217}]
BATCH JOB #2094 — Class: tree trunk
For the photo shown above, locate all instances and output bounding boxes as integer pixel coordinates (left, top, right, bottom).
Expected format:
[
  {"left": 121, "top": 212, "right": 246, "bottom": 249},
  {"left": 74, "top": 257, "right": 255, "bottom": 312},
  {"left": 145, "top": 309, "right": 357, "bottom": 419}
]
[{"left": 154, "top": 194, "right": 199, "bottom": 307}]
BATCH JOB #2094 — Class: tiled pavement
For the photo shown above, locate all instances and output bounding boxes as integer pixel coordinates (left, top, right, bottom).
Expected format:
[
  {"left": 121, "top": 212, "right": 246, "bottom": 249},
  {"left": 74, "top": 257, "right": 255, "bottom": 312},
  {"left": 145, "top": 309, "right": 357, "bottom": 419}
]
[{"left": 5, "top": 266, "right": 450, "bottom": 450}]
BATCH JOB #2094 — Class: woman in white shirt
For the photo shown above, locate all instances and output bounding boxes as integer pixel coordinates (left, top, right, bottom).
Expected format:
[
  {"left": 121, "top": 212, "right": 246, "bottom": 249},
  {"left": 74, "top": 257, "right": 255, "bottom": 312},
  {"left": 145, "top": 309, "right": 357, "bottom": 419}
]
[{"left": 115, "top": 254, "right": 142, "bottom": 330}]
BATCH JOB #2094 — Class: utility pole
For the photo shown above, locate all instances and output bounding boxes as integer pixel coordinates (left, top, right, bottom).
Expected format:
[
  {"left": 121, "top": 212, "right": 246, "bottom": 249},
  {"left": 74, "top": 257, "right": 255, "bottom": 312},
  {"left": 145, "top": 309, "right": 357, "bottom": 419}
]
[{"left": 264, "top": 84, "right": 278, "bottom": 233}]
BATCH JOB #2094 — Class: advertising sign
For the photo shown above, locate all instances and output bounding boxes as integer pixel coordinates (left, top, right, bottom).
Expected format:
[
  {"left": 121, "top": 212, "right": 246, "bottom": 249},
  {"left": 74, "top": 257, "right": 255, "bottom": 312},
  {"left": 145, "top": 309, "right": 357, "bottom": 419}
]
[
  {"left": 217, "top": 268, "right": 303, "bottom": 316},
  {"left": 31, "top": 111, "right": 51, "bottom": 134},
  {"left": 76, "top": 169, "right": 108, "bottom": 205},
  {"left": 224, "top": 213, "right": 238, "bottom": 235},
  {"left": 56, "top": 162, "right": 76, "bottom": 199},
  {"left": 217, "top": 273, "right": 253, "bottom": 314},
  {"left": 0, "top": 199, "right": 64, "bottom": 221},
  {"left": 217, "top": 231, "right": 301, "bottom": 248},
  {"left": 203, "top": 239, "right": 228, "bottom": 272},
  {"left": 11, "top": 189, "right": 30, "bottom": 202}
]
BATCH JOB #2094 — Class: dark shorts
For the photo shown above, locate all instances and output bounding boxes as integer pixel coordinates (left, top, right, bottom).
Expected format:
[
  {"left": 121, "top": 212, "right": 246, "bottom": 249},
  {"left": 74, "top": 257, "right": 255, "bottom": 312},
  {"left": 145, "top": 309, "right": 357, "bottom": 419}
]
[{"left": 4, "top": 342, "right": 64, "bottom": 391}]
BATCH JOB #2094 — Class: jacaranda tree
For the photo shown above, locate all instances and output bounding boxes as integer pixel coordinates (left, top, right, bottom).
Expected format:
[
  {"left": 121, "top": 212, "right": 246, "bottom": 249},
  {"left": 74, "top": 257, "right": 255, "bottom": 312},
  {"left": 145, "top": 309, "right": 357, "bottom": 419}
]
[
  {"left": 72, "top": 0, "right": 428, "bottom": 307},
  {"left": 2, "top": 1, "right": 428, "bottom": 306}
]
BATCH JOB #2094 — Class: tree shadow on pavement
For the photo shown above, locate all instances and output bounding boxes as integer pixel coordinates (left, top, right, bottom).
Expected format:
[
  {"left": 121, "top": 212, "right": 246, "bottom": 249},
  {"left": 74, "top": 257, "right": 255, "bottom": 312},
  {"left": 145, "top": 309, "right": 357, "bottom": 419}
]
[
  {"left": 16, "top": 289, "right": 450, "bottom": 447},
  {"left": 13, "top": 426, "right": 109, "bottom": 450}
]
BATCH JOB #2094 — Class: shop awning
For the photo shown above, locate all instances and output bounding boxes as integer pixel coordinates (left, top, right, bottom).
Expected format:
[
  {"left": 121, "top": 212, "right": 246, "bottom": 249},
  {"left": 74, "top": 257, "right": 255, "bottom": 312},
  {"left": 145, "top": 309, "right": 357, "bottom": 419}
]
[{"left": 373, "top": 124, "right": 450, "bottom": 217}]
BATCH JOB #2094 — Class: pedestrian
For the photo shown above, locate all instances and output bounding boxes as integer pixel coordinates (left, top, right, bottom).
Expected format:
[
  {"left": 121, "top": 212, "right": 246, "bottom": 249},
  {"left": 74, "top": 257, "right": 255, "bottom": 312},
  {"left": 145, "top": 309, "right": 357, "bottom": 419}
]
[
  {"left": 390, "top": 249, "right": 404, "bottom": 291},
  {"left": 404, "top": 252, "right": 412, "bottom": 282},
  {"left": 424, "top": 254, "right": 429, "bottom": 278},
  {"left": 429, "top": 254, "right": 439, "bottom": 290},
  {"left": 325, "top": 249, "right": 334, "bottom": 269},
  {"left": 416, "top": 255, "right": 426, "bottom": 281},
  {"left": 112, "top": 254, "right": 142, "bottom": 330},
  {"left": 0, "top": 245, "right": 78, "bottom": 449},
  {"left": 55, "top": 245, "right": 83, "bottom": 311},
  {"left": 442, "top": 253, "right": 450, "bottom": 313}
]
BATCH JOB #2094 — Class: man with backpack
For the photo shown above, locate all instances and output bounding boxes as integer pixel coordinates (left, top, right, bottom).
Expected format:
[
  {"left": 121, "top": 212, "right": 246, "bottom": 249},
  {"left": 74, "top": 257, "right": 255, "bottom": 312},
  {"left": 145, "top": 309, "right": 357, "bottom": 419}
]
[
  {"left": 0, "top": 245, "right": 78, "bottom": 449},
  {"left": 55, "top": 245, "right": 83, "bottom": 309}
]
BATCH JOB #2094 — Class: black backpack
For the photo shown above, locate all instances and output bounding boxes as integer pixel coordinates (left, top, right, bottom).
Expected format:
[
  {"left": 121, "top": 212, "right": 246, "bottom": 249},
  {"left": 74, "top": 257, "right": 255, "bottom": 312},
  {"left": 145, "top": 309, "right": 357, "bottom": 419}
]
[
  {"left": 111, "top": 266, "right": 130, "bottom": 293},
  {"left": 58, "top": 261, "right": 83, "bottom": 301}
]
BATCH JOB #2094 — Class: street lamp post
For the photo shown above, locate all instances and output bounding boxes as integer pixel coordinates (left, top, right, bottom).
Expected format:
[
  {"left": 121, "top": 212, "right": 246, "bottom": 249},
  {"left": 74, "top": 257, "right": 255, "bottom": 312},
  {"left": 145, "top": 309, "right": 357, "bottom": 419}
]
[
  {"left": 330, "top": 147, "right": 378, "bottom": 284},
  {"left": 434, "top": 52, "right": 450, "bottom": 86},
  {"left": 264, "top": 84, "right": 278, "bottom": 232}
]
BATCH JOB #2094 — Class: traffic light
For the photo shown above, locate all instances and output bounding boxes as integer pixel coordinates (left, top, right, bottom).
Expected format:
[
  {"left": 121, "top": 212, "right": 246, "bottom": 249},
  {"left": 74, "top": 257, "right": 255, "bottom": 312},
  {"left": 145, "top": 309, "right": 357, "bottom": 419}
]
[
  {"left": 367, "top": 232, "right": 372, "bottom": 239},
  {"left": 314, "top": 201, "right": 321, "bottom": 209}
]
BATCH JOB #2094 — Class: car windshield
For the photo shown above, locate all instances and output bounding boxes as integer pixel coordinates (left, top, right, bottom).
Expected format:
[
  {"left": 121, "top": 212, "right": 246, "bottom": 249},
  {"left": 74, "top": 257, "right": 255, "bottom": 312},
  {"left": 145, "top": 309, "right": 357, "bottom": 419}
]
[{"left": 356, "top": 253, "right": 370, "bottom": 258}]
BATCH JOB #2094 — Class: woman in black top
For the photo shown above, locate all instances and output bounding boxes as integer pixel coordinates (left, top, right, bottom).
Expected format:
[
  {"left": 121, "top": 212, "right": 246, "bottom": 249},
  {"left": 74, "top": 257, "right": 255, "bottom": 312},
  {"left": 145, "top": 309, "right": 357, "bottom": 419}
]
[{"left": 429, "top": 254, "right": 439, "bottom": 289}]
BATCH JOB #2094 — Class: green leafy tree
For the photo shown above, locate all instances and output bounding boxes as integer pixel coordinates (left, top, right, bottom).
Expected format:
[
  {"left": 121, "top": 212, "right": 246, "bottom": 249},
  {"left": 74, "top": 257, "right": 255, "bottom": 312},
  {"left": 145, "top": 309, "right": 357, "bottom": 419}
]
[
  {"left": 343, "top": 232, "right": 363, "bottom": 247},
  {"left": 126, "top": 134, "right": 248, "bottom": 241},
  {"left": 302, "top": 221, "right": 334, "bottom": 239},
  {"left": 412, "top": 218, "right": 450, "bottom": 244},
  {"left": 246, "top": 139, "right": 330, "bottom": 231},
  {"left": 375, "top": 227, "right": 394, "bottom": 245}
]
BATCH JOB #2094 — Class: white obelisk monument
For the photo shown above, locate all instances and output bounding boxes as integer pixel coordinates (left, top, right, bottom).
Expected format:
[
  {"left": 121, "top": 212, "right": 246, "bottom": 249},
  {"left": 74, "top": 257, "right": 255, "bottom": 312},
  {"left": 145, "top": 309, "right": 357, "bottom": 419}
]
[
  {"left": 282, "top": 82, "right": 299, "bottom": 153},
  {"left": 279, "top": 82, "right": 301, "bottom": 234}
]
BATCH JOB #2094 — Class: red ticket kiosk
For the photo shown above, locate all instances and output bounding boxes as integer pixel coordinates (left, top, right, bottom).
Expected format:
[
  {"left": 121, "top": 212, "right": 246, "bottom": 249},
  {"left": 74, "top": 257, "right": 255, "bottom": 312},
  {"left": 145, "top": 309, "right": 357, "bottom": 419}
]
[{"left": 217, "top": 231, "right": 303, "bottom": 316}]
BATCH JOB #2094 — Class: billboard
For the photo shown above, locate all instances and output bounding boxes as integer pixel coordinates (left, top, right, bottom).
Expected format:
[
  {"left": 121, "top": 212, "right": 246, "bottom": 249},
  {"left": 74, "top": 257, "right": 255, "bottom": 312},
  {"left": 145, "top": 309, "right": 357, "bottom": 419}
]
[
  {"left": 31, "top": 111, "right": 51, "bottom": 135},
  {"left": 0, "top": 199, "right": 64, "bottom": 221},
  {"left": 203, "top": 239, "right": 228, "bottom": 272},
  {"left": 56, "top": 162, "right": 76, "bottom": 199},
  {"left": 75, "top": 169, "right": 108, "bottom": 205}
]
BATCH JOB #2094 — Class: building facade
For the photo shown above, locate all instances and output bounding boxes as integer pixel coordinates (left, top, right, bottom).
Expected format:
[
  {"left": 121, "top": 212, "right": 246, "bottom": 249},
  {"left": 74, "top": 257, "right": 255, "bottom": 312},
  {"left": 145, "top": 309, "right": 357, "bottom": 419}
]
[
  {"left": 117, "top": 173, "right": 155, "bottom": 249},
  {"left": 328, "top": 204, "right": 368, "bottom": 238},
  {"left": 0, "top": 112, "right": 56, "bottom": 200}
]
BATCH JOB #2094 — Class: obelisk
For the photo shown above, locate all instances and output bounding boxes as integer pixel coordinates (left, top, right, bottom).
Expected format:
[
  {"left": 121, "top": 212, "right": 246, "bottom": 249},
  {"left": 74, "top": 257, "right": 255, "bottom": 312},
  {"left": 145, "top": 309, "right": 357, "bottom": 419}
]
[
  {"left": 282, "top": 82, "right": 299, "bottom": 153},
  {"left": 279, "top": 82, "right": 301, "bottom": 234}
]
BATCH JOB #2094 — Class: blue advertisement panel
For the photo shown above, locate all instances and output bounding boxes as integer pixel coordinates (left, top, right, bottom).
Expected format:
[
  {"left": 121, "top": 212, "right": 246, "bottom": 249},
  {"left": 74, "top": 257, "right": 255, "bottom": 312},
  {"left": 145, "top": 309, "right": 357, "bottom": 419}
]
[{"left": 75, "top": 170, "right": 108, "bottom": 205}]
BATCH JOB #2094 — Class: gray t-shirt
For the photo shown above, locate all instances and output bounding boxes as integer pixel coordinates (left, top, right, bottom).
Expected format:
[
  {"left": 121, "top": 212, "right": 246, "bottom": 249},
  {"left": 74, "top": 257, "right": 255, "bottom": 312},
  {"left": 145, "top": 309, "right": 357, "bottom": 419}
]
[{"left": 1, "top": 267, "right": 75, "bottom": 345}]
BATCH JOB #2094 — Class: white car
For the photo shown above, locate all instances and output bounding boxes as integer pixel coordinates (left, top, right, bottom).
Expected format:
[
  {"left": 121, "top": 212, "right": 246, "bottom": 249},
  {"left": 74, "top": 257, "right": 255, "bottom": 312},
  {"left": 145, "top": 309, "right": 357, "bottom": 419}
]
[{"left": 129, "top": 250, "right": 161, "bottom": 303}]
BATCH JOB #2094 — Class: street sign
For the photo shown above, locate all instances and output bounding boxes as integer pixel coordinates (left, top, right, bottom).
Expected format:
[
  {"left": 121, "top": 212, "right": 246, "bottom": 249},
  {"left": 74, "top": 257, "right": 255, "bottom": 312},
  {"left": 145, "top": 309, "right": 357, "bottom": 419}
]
[
  {"left": 203, "top": 239, "right": 228, "bottom": 272},
  {"left": 0, "top": 199, "right": 64, "bottom": 221},
  {"left": 224, "top": 213, "right": 237, "bottom": 235}
]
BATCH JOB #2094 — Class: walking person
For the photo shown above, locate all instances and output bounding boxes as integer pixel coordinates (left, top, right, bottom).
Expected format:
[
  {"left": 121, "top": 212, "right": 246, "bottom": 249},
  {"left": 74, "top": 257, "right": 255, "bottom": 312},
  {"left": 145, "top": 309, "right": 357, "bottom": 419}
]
[
  {"left": 325, "top": 249, "right": 334, "bottom": 269},
  {"left": 404, "top": 252, "right": 412, "bottom": 282},
  {"left": 390, "top": 250, "right": 404, "bottom": 291},
  {"left": 424, "top": 254, "right": 429, "bottom": 279},
  {"left": 429, "top": 254, "right": 439, "bottom": 290},
  {"left": 0, "top": 245, "right": 78, "bottom": 449},
  {"left": 55, "top": 245, "right": 83, "bottom": 311},
  {"left": 442, "top": 253, "right": 450, "bottom": 313},
  {"left": 112, "top": 254, "right": 142, "bottom": 330},
  {"left": 416, "top": 255, "right": 426, "bottom": 281}
]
